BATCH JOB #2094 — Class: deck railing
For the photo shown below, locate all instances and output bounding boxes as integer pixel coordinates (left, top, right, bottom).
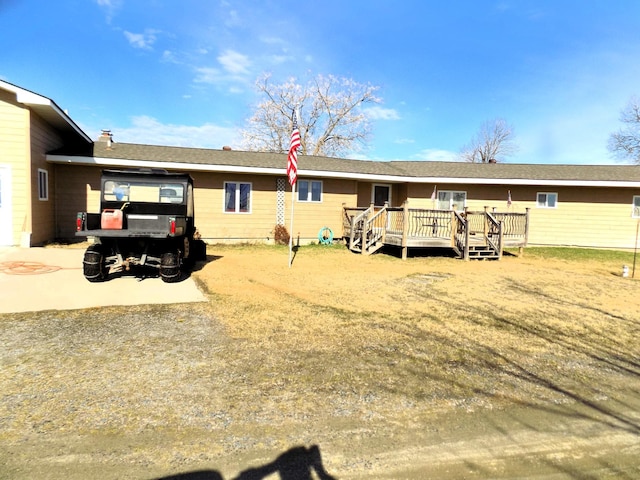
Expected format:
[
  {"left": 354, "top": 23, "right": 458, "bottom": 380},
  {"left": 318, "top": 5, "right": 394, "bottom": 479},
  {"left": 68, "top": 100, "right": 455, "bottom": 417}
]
[
  {"left": 342, "top": 203, "right": 529, "bottom": 259},
  {"left": 387, "top": 208, "right": 454, "bottom": 237}
]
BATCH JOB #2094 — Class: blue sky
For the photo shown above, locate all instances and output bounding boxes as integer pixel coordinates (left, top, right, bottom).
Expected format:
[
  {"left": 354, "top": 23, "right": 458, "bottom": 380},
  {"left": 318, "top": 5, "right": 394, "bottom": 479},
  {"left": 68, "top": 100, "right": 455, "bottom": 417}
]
[{"left": 2, "top": 0, "right": 639, "bottom": 165}]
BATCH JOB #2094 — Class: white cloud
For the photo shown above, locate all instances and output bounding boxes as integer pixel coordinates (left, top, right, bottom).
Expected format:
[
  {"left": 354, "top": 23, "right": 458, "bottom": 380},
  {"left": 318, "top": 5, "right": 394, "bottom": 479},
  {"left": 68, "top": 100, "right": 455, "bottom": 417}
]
[
  {"left": 411, "top": 148, "right": 459, "bottom": 162},
  {"left": 95, "top": 0, "right": 122, "bottom": 23},
  {"left": 217, "top": 50, "right": 251, "bottom": 75},
  {"left": 365, "top": 106, "right": 400, "bottom": 121},
  {"left": 104, "top": 115, "right": 242, "bottom": 150},
  {"left": 124, "top": 29, "right": 158, "bottom": 50}
]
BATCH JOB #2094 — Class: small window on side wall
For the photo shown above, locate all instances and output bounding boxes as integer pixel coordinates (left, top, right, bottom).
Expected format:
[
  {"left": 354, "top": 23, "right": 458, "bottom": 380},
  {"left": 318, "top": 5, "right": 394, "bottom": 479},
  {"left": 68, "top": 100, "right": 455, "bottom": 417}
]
[
  {"left": 38, "top": 169, "right": 49, "bottom": 201},
  {"left": 298, "top": 180, "right": 322, "bottom": 202},
  {"left": 537, "top": 192, "right": 557, "bottom": 208},
  {"left": 224, "top": 181, "right": 251, "bottom": 213},
  {"left": 633, "top": 196, "right": 640, "bottom": 218}
]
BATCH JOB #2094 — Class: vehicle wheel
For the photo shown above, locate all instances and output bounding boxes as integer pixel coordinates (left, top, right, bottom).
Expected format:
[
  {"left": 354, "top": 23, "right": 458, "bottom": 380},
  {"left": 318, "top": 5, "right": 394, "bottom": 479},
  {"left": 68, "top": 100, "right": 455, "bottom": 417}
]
[
  {"left": 191, "top": 239, "right": 207, "bottom": 261},
  {"left": 83, "top": 245, "right": 106, "bottom": 282},
  {"left": 160, "top": 252, "right": 181, "bottom": 283}
]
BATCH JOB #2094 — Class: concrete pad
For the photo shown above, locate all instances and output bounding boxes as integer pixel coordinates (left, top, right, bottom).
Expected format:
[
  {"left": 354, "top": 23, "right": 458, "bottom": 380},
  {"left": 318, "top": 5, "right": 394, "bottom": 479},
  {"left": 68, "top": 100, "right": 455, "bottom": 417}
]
[{"left": 0, "top": 246, "right": 207, "bottom": 314}]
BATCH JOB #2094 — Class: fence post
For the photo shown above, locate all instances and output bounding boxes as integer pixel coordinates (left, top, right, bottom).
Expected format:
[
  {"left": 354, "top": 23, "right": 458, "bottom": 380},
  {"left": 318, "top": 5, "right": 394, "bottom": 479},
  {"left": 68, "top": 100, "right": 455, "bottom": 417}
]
[{"left": 402, "top": 200, "right": 409, "bottom": 260}]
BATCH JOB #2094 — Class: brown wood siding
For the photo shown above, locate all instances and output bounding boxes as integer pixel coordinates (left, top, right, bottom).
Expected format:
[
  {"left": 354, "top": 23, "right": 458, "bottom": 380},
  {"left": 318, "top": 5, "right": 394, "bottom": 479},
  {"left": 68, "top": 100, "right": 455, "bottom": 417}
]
[
  {"left": 0, "top": 90, "right": 29, "bottom": 245},
  {"left": 192, "top": 173, "right": 357, "bottom": 243},
  {"left": 289, "top": 177, "right": 357, "bottom": 242},
  {"left": 54, "top": 164, "right": 102, "bottom": 240},
  {"left": 52, "top": 165, "right": 640, "bottom": 250},
  {"left": 29, "top": 112, "right": 64, "bottom": 245}
]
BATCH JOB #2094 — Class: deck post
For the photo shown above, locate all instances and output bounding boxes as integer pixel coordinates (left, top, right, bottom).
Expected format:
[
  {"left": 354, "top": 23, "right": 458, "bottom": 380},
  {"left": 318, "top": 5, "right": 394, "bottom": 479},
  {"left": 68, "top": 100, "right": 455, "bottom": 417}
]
[
  {"left": 521, "top": 207, "right": 531, "bottom": 257},
  {"left": 483, "top": 206, "right": 489, "bottom": 244},
  {"left": 450, "top": 210, "right": 456, "bottom": 247},
  {"left": 401, "top": 200, "right": 409, "bottom": 260}
]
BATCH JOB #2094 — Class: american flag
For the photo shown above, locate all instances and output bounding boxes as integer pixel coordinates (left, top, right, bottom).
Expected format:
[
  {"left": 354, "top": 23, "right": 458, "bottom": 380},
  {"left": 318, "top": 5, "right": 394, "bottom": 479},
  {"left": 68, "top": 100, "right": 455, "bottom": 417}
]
[{"left": 287, "top": 110, "right": 301, "bottom": 185}]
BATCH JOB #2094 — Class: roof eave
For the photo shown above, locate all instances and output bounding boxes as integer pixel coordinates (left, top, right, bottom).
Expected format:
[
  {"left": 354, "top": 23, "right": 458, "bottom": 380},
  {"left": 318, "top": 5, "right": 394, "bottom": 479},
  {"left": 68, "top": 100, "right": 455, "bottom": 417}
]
[
  {"left": 46, "top": 154, "right": 640, "bottom": 187},
  {"left": 1, "top": 80, "right": 92, "bottom": 144}
]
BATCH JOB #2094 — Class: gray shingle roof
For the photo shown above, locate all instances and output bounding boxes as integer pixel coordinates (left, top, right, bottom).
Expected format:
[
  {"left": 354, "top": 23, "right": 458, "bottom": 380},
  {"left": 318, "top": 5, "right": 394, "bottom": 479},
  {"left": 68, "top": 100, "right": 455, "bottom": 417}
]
[{"left": 48, "top": 140, "right": 640, "bottom": 184}]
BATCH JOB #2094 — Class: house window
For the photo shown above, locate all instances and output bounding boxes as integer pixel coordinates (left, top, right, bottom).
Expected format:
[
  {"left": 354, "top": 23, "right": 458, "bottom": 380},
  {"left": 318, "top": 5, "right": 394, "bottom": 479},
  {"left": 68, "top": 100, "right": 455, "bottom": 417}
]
[
  {"left": 224, "top": 181, "right": 251, "bottom": 213},
  {"left": 537, "top": 192, "right": 557, "bottom": 208},
  {"left": 38, "top": 169, "right": 48, "bottom": 201},
  {"left": 437, "top": 191, "right": 466, "bottom": 211},
  {"left": 298, "top": 180, "right": 322, "bottom": 202},
  {"left": 373, "top": 184, "right": 391, "bottom": 206},
  {"left": 633, "top": 196, "right": 640, "bottom": 218}
]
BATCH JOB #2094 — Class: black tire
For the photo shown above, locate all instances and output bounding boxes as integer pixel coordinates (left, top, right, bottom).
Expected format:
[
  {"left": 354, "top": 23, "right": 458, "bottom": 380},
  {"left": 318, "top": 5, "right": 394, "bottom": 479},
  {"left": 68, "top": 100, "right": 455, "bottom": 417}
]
[
  {"left": 83, "top": 245, "right": 106, "bottom": 282},
  {"left": 160, "top": 252, "right": 181, "bottom": 283},
  {"left": 191, "top": 239, "right": 207, "bottom": 261}
]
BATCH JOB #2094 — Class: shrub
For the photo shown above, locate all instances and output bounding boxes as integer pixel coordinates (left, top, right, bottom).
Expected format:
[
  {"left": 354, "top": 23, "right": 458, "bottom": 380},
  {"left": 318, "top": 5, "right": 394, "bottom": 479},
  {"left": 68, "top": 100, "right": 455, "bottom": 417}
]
[{"left": 274, "top": 224, "right": 290, "bottom": 245}]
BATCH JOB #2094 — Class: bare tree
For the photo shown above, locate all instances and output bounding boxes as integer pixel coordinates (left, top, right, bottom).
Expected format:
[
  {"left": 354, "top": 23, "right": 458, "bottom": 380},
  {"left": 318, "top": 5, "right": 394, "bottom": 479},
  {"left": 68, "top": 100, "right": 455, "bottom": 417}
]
[
  {"left": 608, "top": 96, "right": 640, "bottom": 163},
  {"left": 459, "top": 118, "right": 518, "bottom": 163},
  {"left": 241, "top": 73, "right": 380, "bottom": 157}
]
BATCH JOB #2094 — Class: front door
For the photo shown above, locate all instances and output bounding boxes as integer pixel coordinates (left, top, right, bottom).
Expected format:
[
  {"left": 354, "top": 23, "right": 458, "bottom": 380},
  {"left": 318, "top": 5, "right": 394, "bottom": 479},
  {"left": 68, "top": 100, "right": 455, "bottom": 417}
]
[
  {"left": 0, "top": 166, "right": 12, "bottom": 246},
  {"left": 372, "top": 184, "right": 391, "bottom": 207}
]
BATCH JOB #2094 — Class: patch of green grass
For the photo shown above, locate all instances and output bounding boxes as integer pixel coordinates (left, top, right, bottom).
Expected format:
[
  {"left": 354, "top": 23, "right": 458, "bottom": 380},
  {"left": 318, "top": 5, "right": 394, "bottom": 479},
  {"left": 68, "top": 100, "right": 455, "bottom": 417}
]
[{"left": 508, "top": 246, "right": 637, "bottom": 264}]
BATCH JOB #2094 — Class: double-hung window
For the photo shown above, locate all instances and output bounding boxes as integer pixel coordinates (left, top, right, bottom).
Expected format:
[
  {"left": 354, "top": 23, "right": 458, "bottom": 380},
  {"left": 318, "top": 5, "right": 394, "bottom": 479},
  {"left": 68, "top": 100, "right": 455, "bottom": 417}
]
[
  {"left": 633, "top": 196, "right": 640, "bottom": 218},
  {"left": 437, "top": 190, "right": 466, "bottom": 211},
  {"left": 298, "top": 179, "right": 322, "bottom": 202},
  {"left": 224, "top": 181, "right": 251, "bottom": 213},
  {"left": 38, "top": 169, "right": 49, "bottom": 201},
  {"left": 537, "top": 192, "right": 557, "bottom": 208}
]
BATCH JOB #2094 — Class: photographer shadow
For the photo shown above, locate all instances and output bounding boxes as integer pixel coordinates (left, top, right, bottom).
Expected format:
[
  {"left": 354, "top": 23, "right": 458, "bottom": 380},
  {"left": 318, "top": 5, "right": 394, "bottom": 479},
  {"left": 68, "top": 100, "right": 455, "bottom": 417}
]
[
  {"left": 233, "top": 445, "right": 335, "bottom": 480},
  {"left": 155, "top": 445, "right": 335, "bottom": 480}
]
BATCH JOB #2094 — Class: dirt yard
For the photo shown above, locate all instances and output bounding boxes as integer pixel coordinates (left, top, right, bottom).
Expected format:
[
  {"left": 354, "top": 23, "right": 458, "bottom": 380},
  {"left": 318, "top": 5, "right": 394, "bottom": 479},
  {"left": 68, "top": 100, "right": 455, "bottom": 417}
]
[{"left": 1, "top": 244, "right": 639, "bottom": 479}]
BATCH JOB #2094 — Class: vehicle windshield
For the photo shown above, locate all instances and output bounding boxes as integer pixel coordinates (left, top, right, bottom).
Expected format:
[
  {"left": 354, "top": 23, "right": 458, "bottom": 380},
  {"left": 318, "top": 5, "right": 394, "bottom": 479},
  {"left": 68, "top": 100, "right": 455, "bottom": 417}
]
[{"left": 103, "top": 180, "right": 185, "bottom": 204}]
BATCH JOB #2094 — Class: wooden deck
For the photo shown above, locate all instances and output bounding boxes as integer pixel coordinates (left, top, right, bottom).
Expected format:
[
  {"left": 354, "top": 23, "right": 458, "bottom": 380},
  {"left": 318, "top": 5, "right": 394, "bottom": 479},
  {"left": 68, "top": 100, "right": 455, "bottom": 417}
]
[{"left": 342, "top": 203, "right": 529, "bottom": 260}]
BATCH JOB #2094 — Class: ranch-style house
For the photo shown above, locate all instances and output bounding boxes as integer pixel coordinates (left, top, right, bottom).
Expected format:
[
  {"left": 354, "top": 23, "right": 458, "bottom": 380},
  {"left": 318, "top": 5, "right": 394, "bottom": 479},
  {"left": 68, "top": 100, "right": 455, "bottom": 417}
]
[{"left": 2, "top": 80, "right": 640, "bottom": 258}]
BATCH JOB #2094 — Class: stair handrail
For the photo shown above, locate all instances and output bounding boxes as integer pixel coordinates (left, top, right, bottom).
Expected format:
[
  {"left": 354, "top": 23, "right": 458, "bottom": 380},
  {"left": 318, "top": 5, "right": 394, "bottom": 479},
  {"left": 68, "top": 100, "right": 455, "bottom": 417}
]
[
  {"left": 484, "top": 211, "right": 504, "bottom": 259},
  {"left": 453, "top": 211, "right": 470, "bottom": 260},
  {"left": 363, "top": 205, "right": 388, "bottom": 253},
  {"left": 349, "top": 206, "right": 371, "bottom": 251}
]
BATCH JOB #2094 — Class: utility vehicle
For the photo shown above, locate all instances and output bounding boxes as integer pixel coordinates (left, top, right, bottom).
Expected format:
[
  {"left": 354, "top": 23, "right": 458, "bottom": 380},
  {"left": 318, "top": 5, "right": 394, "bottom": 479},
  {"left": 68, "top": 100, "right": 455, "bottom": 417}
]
[{"left": 75, "top": 168, "right": 205, "bottom": 282}]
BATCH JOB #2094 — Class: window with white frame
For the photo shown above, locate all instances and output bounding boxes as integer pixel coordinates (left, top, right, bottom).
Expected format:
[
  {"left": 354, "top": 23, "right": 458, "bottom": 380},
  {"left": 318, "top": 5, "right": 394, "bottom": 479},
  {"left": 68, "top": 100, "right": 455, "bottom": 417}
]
[
  {"left": 224, "top": 181, "right": 251, "bottom": 213},
  {"left": 297, "top": 179, "right": 322, "bottom": 202},
  {"left": 437, "top": 190, "right": 466, "bottom": 211},
  {"left": 633, "top": 196, "right": 640, "bottom": 218},
  {"left": 537, "top": 192, "right": 557, "bottom": 208},
  {"left": 38, "top": 169, "right": 48, "bottom": 201}
]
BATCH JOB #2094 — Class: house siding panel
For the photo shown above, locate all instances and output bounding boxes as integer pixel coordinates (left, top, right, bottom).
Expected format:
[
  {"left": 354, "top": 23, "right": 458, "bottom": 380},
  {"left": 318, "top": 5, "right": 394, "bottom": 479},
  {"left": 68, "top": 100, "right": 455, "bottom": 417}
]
[
  {"left": 54, "top": 164, "right": 101, "bottom": 240},
  {"left": 0, "top": 89, "right": 29, "bottom": 246},
  {"left": 192, "top": 173, "right": 357, "bottom": 243},
  {"left": 30, "top": 112, "right": 64, "bottom": 245}
]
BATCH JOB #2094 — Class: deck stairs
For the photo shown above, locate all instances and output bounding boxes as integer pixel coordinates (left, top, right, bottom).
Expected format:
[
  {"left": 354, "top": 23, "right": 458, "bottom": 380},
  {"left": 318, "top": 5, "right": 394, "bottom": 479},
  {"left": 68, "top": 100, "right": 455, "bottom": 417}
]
[
  {"left": 347, "top": 206, "right": 386, "bottom": 255},
  {"left": 344, "top": 205, "right": 520, "bottom": 261}
]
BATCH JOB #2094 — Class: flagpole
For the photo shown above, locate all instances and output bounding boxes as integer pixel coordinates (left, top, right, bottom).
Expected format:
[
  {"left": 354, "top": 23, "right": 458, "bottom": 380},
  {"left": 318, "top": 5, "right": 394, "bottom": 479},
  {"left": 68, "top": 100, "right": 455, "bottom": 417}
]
[
  {"left": 288, "top": 181, "right": 296, "bottom": 268},
  {"left": 287, "top": 107, "right": 301, "bottom": 268}
]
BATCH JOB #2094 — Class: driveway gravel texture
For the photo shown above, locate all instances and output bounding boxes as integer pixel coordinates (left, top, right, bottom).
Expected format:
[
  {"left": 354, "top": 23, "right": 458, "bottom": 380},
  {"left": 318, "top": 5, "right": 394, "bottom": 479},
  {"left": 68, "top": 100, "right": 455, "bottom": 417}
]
[{"left": 1, "top": 244, "right": 639, "bottom": 479}]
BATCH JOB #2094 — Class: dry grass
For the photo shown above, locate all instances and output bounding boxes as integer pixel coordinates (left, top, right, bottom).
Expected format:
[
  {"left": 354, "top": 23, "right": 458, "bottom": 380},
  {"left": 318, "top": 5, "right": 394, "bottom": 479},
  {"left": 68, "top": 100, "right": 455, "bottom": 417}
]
[
  {"left": 2, "top": 243, "right": 639, "bottom": 478},
  {"left": 193, "top": 244, "right": 640, "bottom": 420}
]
